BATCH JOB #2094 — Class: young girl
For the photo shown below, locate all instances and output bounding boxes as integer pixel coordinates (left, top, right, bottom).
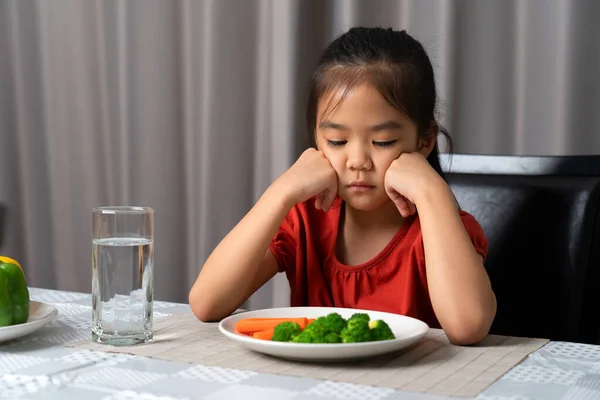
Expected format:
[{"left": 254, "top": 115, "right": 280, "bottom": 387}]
[{"left": 189, "top": 27, "right": 496, "bottom": 345}]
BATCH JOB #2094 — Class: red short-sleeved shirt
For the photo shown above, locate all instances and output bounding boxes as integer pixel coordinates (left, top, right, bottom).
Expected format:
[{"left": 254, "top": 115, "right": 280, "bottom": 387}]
[{"left": 269, "top": 197, "right": 488, "bottom": 328}]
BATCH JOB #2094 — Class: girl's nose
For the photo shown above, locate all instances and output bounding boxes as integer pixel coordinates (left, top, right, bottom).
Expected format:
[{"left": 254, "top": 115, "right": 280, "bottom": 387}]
[{"left": 346, "top": 145, "right": 373, "bottom": 171}]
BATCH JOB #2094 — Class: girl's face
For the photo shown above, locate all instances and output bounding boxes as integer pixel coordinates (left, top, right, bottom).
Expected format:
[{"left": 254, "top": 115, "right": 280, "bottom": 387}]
[{"left": 315, "top": 83, "right": 432, "bottom": 211}]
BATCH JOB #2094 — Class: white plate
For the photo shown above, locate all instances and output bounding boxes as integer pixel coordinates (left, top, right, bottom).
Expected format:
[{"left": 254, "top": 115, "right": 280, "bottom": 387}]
[
  {"left": 218, "top": 306, "right": 429, "bottom": 362},
  {"left": 0, "top": 301, "right": 58, "bottom": 343}
]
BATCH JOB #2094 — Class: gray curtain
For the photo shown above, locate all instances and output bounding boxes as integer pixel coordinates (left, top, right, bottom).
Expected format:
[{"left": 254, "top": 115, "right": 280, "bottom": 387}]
[{"left": 1, "top": 0, "right": 599, "bottom": 308}]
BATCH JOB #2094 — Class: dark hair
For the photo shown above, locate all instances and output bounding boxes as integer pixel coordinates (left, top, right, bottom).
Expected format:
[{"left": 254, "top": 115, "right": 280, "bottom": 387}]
[{"left": 306, "top": 27, "right": 451, "bottom": 181}]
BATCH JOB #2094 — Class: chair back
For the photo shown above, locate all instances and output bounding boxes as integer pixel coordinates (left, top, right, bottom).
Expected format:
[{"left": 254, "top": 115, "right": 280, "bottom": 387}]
[{"left": 441, "top": 154, "right": 600, "bottom": 344}]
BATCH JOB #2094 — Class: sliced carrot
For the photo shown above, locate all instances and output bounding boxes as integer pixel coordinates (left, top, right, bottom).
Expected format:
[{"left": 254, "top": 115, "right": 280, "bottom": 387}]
[
  {"left": 252, "top": 328, "right": 275, "bottom": 340},
  {"left": 235, "top": 317, "right": 309, "bottom": 334},
  {"left": 307, "top": 318, "right": 316, "bottom": 324}
]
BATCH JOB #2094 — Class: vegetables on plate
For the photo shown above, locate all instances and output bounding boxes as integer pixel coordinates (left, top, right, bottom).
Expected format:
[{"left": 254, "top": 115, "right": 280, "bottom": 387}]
[{"left": 235, "top": 312, "right": 395, "bottom": 343}]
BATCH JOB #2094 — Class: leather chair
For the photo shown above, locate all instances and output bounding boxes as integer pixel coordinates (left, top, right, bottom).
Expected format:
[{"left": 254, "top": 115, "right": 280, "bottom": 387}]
[{"left": 440, "top": 154, "right": 600, "bottom": 344}]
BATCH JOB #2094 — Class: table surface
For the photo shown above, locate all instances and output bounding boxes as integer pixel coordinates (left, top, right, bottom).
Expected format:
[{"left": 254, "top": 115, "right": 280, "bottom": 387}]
[{"left": 1, "top": 288, "right": 600, "bottom": 400}]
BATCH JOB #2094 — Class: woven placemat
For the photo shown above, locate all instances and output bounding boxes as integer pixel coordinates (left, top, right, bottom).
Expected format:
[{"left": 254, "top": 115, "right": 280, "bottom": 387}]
[{"left": 67, "top": 312, "right": 548, "bottom": 397}]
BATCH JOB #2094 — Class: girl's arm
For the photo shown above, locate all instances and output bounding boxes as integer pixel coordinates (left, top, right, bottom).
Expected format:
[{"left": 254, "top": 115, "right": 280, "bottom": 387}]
[
  {"left": 416, "top": 183, "right": 497, "bottom": 345},
  {"left": 189, "top": 184, "right": 293, "bottom": 322},
  {"left": 189, "top": 149, "right": 338, "bottom": 322},
  {"left": 385, "top": 152, "right": 496, "bottom": 345}
]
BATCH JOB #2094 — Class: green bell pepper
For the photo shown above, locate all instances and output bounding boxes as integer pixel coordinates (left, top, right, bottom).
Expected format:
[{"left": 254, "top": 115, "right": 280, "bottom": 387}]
[{"left": 0, "top": 260, "right": 30, "bottom": 327}]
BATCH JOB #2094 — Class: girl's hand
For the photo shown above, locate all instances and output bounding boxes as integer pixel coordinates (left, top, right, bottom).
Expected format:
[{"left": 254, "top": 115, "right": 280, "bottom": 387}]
[
  {"left": 384, "top": 152, "right": 446, "bottom": 217},
  {"left": 277, "top": 148, "right": 338, "bottom": 212}
]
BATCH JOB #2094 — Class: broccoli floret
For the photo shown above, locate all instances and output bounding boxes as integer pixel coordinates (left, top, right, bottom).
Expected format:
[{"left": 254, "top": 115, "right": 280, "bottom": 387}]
[
  {"left": 323, "top": 313, "right": 347, "bottom": 333},
  {"left": 340, "top": 318, "right": 372, "bottom": 343},
  {"left": 322, "top": 332, "right": 342, "bottom": 343},
  {"left": 304, "top": 321, "right": 327, "bottom": 336},
  {"left": 289, "top": 323, "right": 323, "bottom": 343},
  {"left": 368, "top": 320, "right": 395, "bottom": 341},
  {"left": 311, "top": 313, "right": 347, "bottom": 334},
  {"left": 347, "top": 313, "right": 370, "bottom": 325},
  {"left": 301, "top": 322, "right": 331, "bottom": 343},
  {"left": 291, "top": 331, "right": 313, "bottom": 343},
  {"left": 271, "top": 322, "right": 302, "bottom": 342},
  {"left": 346, "top": 313, "right": 370, "bottom": 332}
]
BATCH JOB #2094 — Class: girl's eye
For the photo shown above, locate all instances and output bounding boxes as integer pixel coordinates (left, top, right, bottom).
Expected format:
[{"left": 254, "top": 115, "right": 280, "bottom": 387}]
[
  {"left": 373, "top": 140, "right": 397, "bottom": 148},
  {"left": 327, "top": 140, "right": 347, "bottom": 147}
]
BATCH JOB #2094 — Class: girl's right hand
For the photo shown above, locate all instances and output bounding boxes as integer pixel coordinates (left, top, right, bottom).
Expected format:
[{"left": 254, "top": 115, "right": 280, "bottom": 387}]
[{"left": 277, "top": 148, "right": 338, "bottom": 212}]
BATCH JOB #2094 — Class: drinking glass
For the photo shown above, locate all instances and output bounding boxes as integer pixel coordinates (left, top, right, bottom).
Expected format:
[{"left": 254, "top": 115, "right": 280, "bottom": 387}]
[{"left": 92, "top": 206, "right": 154, "bottom": 345}]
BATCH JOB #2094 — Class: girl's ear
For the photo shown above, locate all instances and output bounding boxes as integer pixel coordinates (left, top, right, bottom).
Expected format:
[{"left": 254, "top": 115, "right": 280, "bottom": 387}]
[{"left": 417, "top": 121, "right": 437, "bottom": 158}]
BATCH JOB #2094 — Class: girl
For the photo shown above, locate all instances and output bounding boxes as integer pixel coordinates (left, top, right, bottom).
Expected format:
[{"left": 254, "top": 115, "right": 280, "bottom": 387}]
[{"left": 189, "top": 27, "right": 496, "bottom": 345}]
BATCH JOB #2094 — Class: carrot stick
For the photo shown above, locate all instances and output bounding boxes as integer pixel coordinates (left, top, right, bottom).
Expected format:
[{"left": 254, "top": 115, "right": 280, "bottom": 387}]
[
  {"left": 235, "top": 317, "right": 308, "bottom": 334},
  {"left": 308, "top": 318, "right": 316, "bottom": 324},
  {"left": 252, "top": 328, "right": 275, "bottom": 340}
]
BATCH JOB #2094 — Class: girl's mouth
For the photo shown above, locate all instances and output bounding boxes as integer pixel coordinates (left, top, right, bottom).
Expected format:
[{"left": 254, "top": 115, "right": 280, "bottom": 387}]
[{"left": 348, "top": 183, "right": 375, "bottom": 191}]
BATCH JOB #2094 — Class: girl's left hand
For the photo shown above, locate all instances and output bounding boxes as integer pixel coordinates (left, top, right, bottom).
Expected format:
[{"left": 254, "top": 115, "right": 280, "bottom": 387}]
[{"left": 384, "top": 152, "right": 446, "bottom": 217}]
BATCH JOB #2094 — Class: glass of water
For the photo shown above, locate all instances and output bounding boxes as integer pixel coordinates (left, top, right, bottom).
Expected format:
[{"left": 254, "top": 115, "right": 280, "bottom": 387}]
[{"left": 92, "top": 206, "right": 154, "bottom": 345}]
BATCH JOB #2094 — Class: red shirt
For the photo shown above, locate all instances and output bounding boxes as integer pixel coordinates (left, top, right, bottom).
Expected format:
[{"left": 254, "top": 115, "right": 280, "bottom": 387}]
[{"left": 269, "top": 197, "right": 488, "bottom": 328}]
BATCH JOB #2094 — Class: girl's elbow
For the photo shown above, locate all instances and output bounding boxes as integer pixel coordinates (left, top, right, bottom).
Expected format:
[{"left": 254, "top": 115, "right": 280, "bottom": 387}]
[
  {"left": 446, "top": 323, "right": 490, "bottom": 346},
  {"left": 444, "top": 313, "right": 495, "bottom": 346},
  {"left": 445, "top": 293, "right": 497, "bottom": 345},
  {"left": 190, "top": 302, "right": 213, "bottom": 323},
  {"left": 189, "top": 288, "right": 219, "bottom": 322}
]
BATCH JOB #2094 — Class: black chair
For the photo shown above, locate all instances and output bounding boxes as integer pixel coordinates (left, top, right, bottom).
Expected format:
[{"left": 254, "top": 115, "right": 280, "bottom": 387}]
[{"left": 440, "top": 154, "right": 600, "bottom": 344}]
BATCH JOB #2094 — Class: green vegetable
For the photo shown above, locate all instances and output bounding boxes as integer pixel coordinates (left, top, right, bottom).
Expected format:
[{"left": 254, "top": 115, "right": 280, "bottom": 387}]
[
  {"left": 322, "top": 332, "right": 342, "bottom": 343},
  {"left": 347, "top": 313, "right": 370, "bottom": 325},
  {"left": 291, "top": 331, "right": 313, "bottom": 343},
  {"left": 292, "top": 321, "right": 326, "bottom": 343},
  {"left": 341, "top": 317, "right": 372, "bottom": 343},
  {"left": 310, "top": 313, "right": 347, "bottom": 334},
  {"left": 272, "top": 312, "right": 396, "bottom": 344},
  {"left": 0, "top": 259, "right": 30, "bottom": 327},
  {"left": 320, "top": 313, "right": 347, "bottom": 333},
  {"left": 272, "top": 322, "right": 303, "bottom": 342},
  {"left": 369, "top": 319, "right": 395, "bottom": 341}
]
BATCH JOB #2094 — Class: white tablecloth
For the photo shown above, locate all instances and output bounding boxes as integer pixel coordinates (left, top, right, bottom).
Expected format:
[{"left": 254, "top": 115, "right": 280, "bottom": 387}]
[{"left": 1, "top": 287, "right": 599, "bottom": 400}]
